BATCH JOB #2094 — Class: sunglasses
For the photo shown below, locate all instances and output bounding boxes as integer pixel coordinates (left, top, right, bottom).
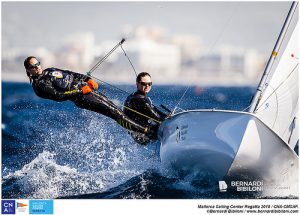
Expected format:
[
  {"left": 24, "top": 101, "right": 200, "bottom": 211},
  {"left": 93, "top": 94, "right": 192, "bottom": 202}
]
[
  {"left": 139, "top": 81, "right": 152, "bottom": 86},
  {"left": 28, "top": 61, "right": 40, "bottom": 70}
]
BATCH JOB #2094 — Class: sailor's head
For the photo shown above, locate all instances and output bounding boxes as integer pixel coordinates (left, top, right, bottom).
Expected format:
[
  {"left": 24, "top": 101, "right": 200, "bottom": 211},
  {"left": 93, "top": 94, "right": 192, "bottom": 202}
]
[
  {"left": 136, "top": 72, "right": 152, "bottom": 95},
  {"left": 24, "top": 56, "right": 43, "bottom": 77}
]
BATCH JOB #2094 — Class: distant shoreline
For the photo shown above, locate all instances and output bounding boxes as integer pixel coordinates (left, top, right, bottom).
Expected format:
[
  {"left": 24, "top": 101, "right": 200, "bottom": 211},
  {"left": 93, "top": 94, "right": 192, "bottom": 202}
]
[
  {"left": 1, "top": 72, "right": 258, "bottom": 87},
  {"left": 1, "top": 80, "right": 257, "bottom": 87}
]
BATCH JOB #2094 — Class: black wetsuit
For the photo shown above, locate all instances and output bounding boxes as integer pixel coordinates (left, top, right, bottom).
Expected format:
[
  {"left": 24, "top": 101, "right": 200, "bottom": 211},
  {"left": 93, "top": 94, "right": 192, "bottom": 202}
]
[
  {"left": 124, "top": 90, "right": 167, "bottom": 140},
  {"left": 31, "top": 67, "right": 146, "bottom": 133}
]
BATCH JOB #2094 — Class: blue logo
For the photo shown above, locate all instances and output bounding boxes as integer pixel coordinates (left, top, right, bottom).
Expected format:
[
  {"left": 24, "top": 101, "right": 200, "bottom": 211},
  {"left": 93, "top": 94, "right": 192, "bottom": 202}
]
[
  {"left": 29, "top": 200, "right": 53, "bottom": 214},
  {"left": 1, "top": 200, "right": 16, "bottom": 214}
]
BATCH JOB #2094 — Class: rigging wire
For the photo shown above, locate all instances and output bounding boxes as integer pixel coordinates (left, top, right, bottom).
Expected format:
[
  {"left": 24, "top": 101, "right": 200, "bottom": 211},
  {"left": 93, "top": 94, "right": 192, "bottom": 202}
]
[
  {"left": 79, "top": 39, "right": 125, "bottom": 84},
  {"left": 81, "top": 38, "right": 132, "bottom": 96},
  {"left": 83, "top": 39, "right": 164, "bottom": 124},
  {"left": 170, "top": 4, "right": 240, "bottom": 115},
  {"left": 120, "top": 45, "right": 138, "bottom": 77},
  {"left": 87, "top": 74, "right": 131, "bottom": 95},
  {"left": 87, "top": 38, "right": 170, "bottom": 121},
  {"left": 87, "top": 39, "right": 125, "bottom": 76},
  {"left": 250, "top": 2, "right": 298, "bottom": 112},
  {"left": 86, "top": 75, "right": 163, "bottom": 125},
  {"left": 170, "top": 86, "right": 190, "bottom": 115},
  {"left": 91, "top": 92, "right": 162, "bottom": 124},
  {"left": 86, "top": 3, "right": 242, "bottom": 119},
  {"left": 203, "top": 4, "right": 240, "bottom": 57},
  {"left": 260, "top": 2, "right": 298, "bottom": 91}
]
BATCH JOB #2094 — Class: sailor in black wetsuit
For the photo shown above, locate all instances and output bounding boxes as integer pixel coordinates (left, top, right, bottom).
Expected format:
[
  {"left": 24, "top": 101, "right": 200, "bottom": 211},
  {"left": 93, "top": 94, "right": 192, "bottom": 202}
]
[
  {"left": 124, "top": 72, "right": 167, "bottom": 144},
  {"left": 24, "top": 56, "right": 150, "bottom": 135}
]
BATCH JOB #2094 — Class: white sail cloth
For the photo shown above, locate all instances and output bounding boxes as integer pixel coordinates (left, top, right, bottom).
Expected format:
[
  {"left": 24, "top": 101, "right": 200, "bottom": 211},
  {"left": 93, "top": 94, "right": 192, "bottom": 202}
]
[{"left": 255, "top": 20, "right": 298, "bottom": 147}]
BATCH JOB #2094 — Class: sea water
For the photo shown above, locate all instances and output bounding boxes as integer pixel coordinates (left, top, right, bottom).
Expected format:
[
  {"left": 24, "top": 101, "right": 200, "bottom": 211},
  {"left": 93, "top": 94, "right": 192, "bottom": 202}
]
[{"left": 2, "top": 82, "right": 269, "bottom": 199}]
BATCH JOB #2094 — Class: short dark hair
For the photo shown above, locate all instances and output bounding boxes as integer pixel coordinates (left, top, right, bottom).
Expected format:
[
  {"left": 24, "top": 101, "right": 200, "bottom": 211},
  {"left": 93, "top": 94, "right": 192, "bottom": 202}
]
[
  {"left": 24, "top": 56, "right": 37, "bottom": 70},
  {"left": 136, "top": 72, "right": 151, "bottom": 83}
]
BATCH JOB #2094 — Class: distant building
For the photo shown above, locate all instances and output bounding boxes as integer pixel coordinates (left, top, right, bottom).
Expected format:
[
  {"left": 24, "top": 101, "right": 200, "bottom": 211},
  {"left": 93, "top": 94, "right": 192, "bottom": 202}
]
[
  {"left": 244, "top": 49, "right": 265, "bottom": 79},
  {"left": 2, "top": 24, "right": 266, "bottom": 85},
  {"left": 114, "top": 38, "right": 181, "bottom": 79},
  {"left": 2, "top": 48, "right": 21, "bottom": 61},
  {"left": 195, "top": 45, "right": 265, "bottom": 80},
  {"left": 125, "top": 25, "right": 168, "bottom": 42},
  {"left": 34, "top": 47, "right": 56, "bottom": 68},
  {"left": 58, "top": 32, "right": 95, "bottom": 71},
  {"left": 172, "top": 34, "right": 203, "bottom": 64}
]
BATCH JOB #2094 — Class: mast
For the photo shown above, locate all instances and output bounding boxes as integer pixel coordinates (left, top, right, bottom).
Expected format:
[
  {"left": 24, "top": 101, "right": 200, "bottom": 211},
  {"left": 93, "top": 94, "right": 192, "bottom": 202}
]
[{"left": 249, "top": 1, "right": 298, "bottom": 113}]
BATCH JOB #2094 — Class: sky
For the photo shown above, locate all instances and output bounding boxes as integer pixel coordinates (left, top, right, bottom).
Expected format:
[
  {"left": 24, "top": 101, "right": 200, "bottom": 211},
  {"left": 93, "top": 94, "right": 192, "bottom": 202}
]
[{"left": 1, "top": 1, "right": 292, "bottom": 55}]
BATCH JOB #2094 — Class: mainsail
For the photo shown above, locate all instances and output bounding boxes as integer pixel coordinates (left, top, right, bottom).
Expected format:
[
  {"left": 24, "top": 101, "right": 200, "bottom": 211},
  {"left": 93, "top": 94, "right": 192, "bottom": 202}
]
[
  {"left": 158, "top": 2, "right": 299, "bottom": 197},
  {"left": 250, "top": 2, "right": 299, "bottom": 147}
]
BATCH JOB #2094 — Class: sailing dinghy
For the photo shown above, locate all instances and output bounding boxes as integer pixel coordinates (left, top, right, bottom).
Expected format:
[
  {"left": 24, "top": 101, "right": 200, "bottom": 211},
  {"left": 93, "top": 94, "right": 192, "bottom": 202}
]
[{"left": 158, "top": 2, "right": 298, "bottom": 197}]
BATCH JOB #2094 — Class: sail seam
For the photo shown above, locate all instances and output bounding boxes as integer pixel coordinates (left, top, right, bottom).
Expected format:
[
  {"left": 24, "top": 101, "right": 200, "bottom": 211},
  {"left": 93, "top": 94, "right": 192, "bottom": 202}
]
[{"left": 256, "top": 63, "right": 298, "bottom": 111}]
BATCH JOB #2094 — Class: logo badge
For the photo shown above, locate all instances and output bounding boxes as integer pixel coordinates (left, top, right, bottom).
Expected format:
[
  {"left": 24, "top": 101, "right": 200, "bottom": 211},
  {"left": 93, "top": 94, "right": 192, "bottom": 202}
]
[
  {"left": 219, "top": 181, "right": 228, "bottom": 192},
  {"left": 16, "top": 201, "right": 28, "bottom": 213},
  {"left": 51, "top": 71, "right": 63, "bottom": 78},
  {"left": 1, "top": 200, "right": 16, "bottom": 214},
  {"left": 29, "top": 200, "right": 53, "bottom": 214}
]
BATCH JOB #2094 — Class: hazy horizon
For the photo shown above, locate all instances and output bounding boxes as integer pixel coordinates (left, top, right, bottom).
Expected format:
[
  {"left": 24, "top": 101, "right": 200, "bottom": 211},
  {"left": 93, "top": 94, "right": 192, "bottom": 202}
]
[{"left": 2, "top": 1, "right": 291, "bottom": 55}]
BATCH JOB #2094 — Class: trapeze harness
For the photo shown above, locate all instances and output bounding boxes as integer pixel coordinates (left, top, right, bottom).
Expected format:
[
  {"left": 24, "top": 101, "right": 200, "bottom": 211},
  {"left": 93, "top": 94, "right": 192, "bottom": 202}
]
[{"left": 31, "top": 68, "right": 147, "bottom": 134}]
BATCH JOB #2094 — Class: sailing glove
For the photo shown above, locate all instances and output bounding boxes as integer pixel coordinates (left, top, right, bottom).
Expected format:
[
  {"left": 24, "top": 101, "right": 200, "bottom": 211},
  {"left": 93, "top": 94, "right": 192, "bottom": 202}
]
[
  {"left": 88, "top": 79, "right": 99, "bottom": 90},
  {"left": 81, "top": 85, "right": 92, "bottom": 95}
]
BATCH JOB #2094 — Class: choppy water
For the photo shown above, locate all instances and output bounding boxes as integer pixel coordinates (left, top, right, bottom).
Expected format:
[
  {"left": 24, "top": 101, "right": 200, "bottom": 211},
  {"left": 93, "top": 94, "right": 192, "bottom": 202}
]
[{"left": 2, "top": 82, "right": 271, "bottom": 199}]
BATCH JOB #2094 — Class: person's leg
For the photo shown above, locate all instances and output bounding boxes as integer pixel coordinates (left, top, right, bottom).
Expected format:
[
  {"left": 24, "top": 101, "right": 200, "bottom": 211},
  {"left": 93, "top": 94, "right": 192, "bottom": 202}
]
[{"left": 74, "top": 92, "right": 147, "bottom": 133}]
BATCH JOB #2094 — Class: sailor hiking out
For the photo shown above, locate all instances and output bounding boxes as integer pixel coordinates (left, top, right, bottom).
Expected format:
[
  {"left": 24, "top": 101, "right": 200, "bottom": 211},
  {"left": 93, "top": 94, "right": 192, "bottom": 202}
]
[{"left": 24, "top": 56, "right": 155, "bottom": 137}]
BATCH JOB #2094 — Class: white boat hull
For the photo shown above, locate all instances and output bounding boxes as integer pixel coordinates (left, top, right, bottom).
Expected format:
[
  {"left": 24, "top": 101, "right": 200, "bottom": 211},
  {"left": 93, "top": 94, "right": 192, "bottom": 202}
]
[{"left": 158, "top": 110, "right": 298, "bottom": 197}]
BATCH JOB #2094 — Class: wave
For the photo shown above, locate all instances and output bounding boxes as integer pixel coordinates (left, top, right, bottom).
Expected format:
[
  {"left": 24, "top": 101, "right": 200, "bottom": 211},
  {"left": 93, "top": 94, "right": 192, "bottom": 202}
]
[
  {"left": 2, "top": 112, "right": 161, "bottom": 199},
  {"left": 3, "top": 83, "right": 263, "bottom": 199}
]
